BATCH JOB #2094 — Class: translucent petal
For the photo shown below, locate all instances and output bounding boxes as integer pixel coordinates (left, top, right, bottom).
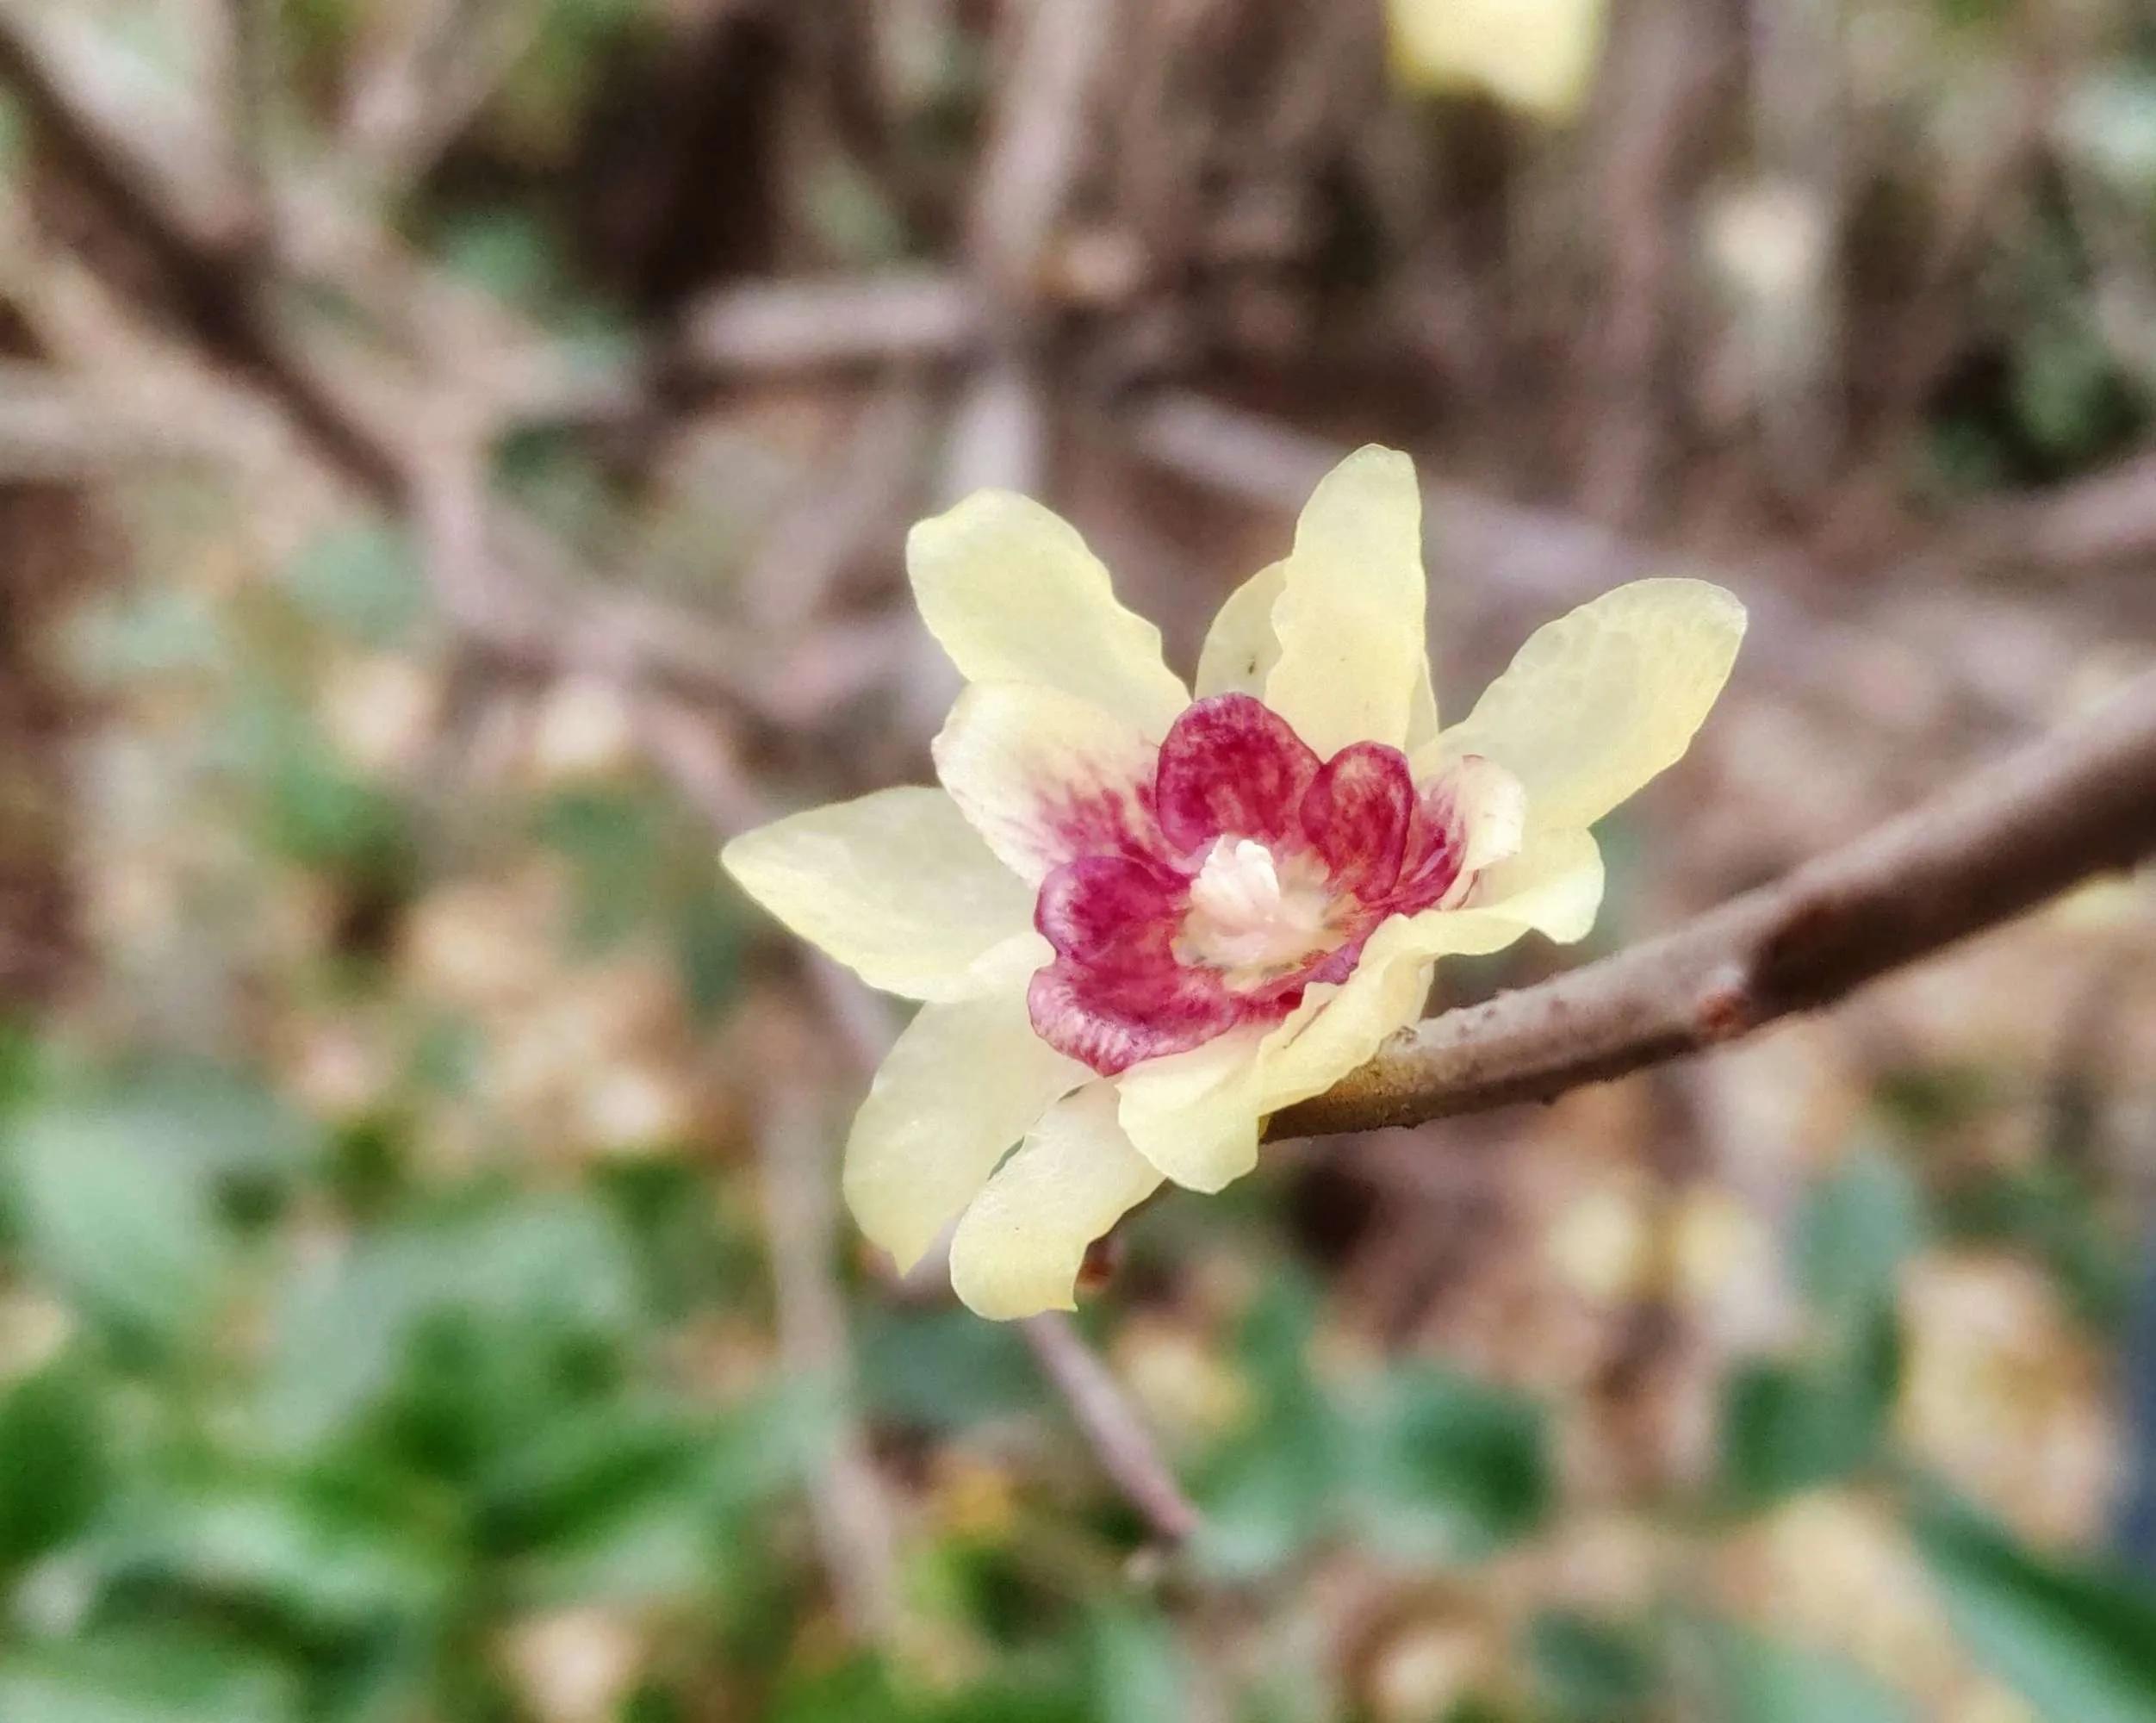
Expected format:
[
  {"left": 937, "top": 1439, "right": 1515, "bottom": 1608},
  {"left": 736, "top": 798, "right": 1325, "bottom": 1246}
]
[
  {"left": 1195, "top": 561, "right": 1286, "bottom": 700},
  {"left": 948, "top": 1082, "right": 1164, "bottom": 1319},
  {"left": 1200, "top": 550, "right": 1440, "bottom": 748},
  {"left": 1264, "top": 446, "right": 1429, "bottom": 757},
  {"left": 1423, "top": 578, "right": 1745, "bottom": 832},
  {"left": 932, "top": 681, "right": 1164, "bottom": 885},
  {"left": 1114, "top": 1025, "right": 1271, "bottom": 1196},
  {"left": 1470, "top": 826, "right": 1605, "bottom": 943},
  {"left": 1447, "top": 755, "right": 1528, "bottom": 881},
  {"left": 1407, "top": 655, "right": 1442, "bottom": 754},
  {"left": 909, "top": 490, "right": 1190, "bottom": 738},
  {"left": 722, "top": 787, "right": 1042, "bottom": 1001},
  {"left": 1115, "top": 822, "right": 1606, "bottom": 1187},
  {"left": 843, "top": 987, "right": 1085, "bottom": 1272}
]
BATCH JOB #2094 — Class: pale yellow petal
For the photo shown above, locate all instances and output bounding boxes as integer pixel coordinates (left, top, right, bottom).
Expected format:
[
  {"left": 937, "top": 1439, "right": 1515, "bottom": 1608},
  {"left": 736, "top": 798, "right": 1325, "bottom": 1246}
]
[
  {"left": 1114, "top": 1026, "right": 1271, "bottom": 1196},
  {"left": 1471, "top": 826, "right": 1606, "bottom": 943},
  {"left": 1196, "top": 561, "right": 1286, "bottom": 700},
  {"left": 1387, "top": 0, "right": 1609, "bottom": 121},
  {"left": 1264, "top": 445, "right": 1429, "bottom": 757},
  {"left": 1424, "top": 578, "right": 1745, "bottom": 832},
  {"left": 948, "top": 1082, "right": 1164, "bottom": 1320},
  {"left": 843, "top": 987, "right": 1085, "bottom": 1272},
  {"left": 1407, "top": 655, "right": 1441, "bottom": 754},
  {"left": 1202, "top": 551, "right": 1440, "bottom": 747},
  {"left": 722, "top": 787, "right": 1041, "bottom": 1001},
  {"left": 1442, "top": 755, "right": 1527, "bottom": 882},
  {"left": 932, "top": 681, "right": 1161, "bottom": 885},
  {"left": 908, "top": 490, "right": 1189, "bottom": 738}
]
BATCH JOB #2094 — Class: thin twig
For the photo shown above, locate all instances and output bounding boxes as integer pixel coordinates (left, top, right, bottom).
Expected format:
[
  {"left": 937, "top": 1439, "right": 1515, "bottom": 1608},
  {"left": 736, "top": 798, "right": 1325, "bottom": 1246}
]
[
  {"left": 0, "top": 7, "right": 405, "bottom": 501},
  {"left": 1270, "top": 671, "right": 2156, "bottom": 1141},
  {"left": 0, "top": 0, "right": 1203, "bottom": 1571},
  {"left": 0, "top": 7, "right": 804, "bottom": 720},
  {"left": 755, "top": 1060, "right": 904, "bottom": 1644},
  {"left": 1021, "top": 1312, "right": 1202, "bottom": 1546},
  {"left": 680, "top": 272, "right": 984, "bottom": 376},
  {"left": 0, "top": 364, "right": 258, "bottom": 475}
]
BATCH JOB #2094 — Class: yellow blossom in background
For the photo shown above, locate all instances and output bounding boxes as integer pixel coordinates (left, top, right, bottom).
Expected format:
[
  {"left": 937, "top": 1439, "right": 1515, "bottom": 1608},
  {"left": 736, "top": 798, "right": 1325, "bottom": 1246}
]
[
  {"left": 1387, "top": 0, "right": 1610, "bottom": 121},
  {"left": 723, "top": 446, "right": 1743, "bottom": 1320}
]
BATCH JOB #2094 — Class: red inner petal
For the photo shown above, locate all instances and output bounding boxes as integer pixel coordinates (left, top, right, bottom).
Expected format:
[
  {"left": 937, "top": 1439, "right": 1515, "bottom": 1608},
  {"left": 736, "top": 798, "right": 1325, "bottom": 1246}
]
[
  {"left": 1154, "top": 694, "right": 1321, "bottom": 858},
  {"left": 1387, "top": 776, "right": 1471, "bottom": 912},
  {"left": 1023, "top": 699, "right": 1484, "bottom": 1078},
  {"left": 1301, "top": 741, "right": 1414, "bottom": 902},
  {"left": 1030, "top": 855, "right": 1247, "bottom": 1075}
]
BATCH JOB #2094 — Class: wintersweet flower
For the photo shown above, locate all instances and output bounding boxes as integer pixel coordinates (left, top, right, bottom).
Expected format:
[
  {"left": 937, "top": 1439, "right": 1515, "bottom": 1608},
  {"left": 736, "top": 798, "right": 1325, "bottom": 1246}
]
[
  {"left": 723, "top": 448, "right": 1743, "bottom": 1320},
  {"left": 1386, "top": 0, "right": 1609, "bottom": 121}
]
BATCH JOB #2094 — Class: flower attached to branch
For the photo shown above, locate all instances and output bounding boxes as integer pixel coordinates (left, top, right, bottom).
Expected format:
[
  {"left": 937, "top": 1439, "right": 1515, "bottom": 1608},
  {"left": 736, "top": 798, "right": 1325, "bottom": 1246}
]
[{"left": 724, "top": 448, "right": 1743, "bottom": 1320}]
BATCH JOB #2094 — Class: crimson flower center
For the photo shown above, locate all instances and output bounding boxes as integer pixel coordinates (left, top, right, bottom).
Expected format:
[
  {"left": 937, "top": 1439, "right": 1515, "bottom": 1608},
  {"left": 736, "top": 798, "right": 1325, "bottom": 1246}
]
[{"left": 1022, "top": 692, "right": 1497, "bottom": 1079}]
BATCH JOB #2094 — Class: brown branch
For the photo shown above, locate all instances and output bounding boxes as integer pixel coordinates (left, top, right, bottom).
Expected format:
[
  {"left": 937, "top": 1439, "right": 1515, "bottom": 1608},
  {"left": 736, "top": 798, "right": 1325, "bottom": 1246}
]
[{"left": 1270, "top": 670, "right": 2156, "bottom": 1141}]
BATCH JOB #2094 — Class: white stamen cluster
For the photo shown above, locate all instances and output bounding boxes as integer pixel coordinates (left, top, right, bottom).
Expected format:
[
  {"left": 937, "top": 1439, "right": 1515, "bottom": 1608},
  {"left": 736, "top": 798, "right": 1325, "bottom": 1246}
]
[{"left": 1177, "top": 837, "right": 1345, "bottom": 987}]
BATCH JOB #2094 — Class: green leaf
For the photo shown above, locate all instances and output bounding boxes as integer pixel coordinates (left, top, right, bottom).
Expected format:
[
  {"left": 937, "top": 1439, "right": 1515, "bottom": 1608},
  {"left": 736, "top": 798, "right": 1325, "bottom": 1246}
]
[
  {"left": 0, "top": 1357, "right": 106, "bottom": 1569},
  {"left": 1795, "top": 1145, "right": 1924, "bottom": 1320},
  {"left": 536, "top": 789, "right": 668, "bottom": 951},
  {"left": 1086, "top": 1608, "right": 1190, "bottom": 1723},
  {"left": 0, "top": 1629, "right": 302, "bottom": 1723},
  {"left": 258, "top": 1192, "right": 644, "bottom": 1454},
  {"left": 474, "top": 1398, "right": 714, "bottom": 1554},
  {"left": 82, "top": 1483, "right": 456, "bottom": 1639},
  {"left": 1528, "top": 1612, "right": 1657, "bottom": 1722},
  {"left": 1917, "top": 1498, "right": 2156, "bottom": 1723},
  {"left": 71, "top": 588, "right": 229, "bottom": 683},
  {"left": 1191, "top": 1284, "right": 1342, "bottom": 1578},
  {"left": 261, "top": 736, "right": 413, "bottom": 879},
  {"left": 283, "top": 521, "right": 426, "bottom": 648},
  {"left": 1721, "top": 1301, "right": 1899, "bottom": 1506},
  {"left": 4, "top": 1097, "right": 228, "bottom": 1351},
  {"left": 856, "top": 1308, "right": 1039, "bottom": 1433},
  {"left": 99, "top": 1058, "right": 322, "bottom": 1210},
  {"left": 1699, "top": 1620, "right": 1915, "bottom": 1723},
  {"left": 1348, "top": 1365, "right": 1551, "bottom": 1562}
]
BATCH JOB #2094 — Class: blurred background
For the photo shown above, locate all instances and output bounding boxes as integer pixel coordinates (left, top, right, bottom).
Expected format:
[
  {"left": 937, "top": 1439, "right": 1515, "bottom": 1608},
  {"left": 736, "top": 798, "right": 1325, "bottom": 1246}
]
[{"left": 3, "top": 0, "right": 2156, "bottom": 1718}]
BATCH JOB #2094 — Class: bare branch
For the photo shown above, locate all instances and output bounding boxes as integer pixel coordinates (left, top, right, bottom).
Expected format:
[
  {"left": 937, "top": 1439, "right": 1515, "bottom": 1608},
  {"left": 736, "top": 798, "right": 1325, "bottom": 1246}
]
[
  {"left": 966, "top": 0, "right": 1117, "bottom": 308},
  {"left": 0, "top": 8, "right": 402, "bottom": 498},
  {"left": 0, "top": 8, "right": 805, "bottom": 720},
  {"left": 1020, "top": 1313, "right": 1202, "bottom": 1546},
  {"left": 1270, "top": 671, "right": 2156, "bottom": 1141},
  {"left": 680, "top": 273, "right": 984, "bottom": 376},
  {"left": 0, "top": 363, "right": 259, "bottom": 475}
]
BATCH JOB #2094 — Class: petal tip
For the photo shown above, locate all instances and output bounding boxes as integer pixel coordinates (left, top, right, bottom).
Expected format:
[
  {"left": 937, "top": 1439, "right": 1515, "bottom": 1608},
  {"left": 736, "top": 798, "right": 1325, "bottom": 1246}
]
[{"left": 715, "top": 822, "right": 783, "bottom": 911}]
